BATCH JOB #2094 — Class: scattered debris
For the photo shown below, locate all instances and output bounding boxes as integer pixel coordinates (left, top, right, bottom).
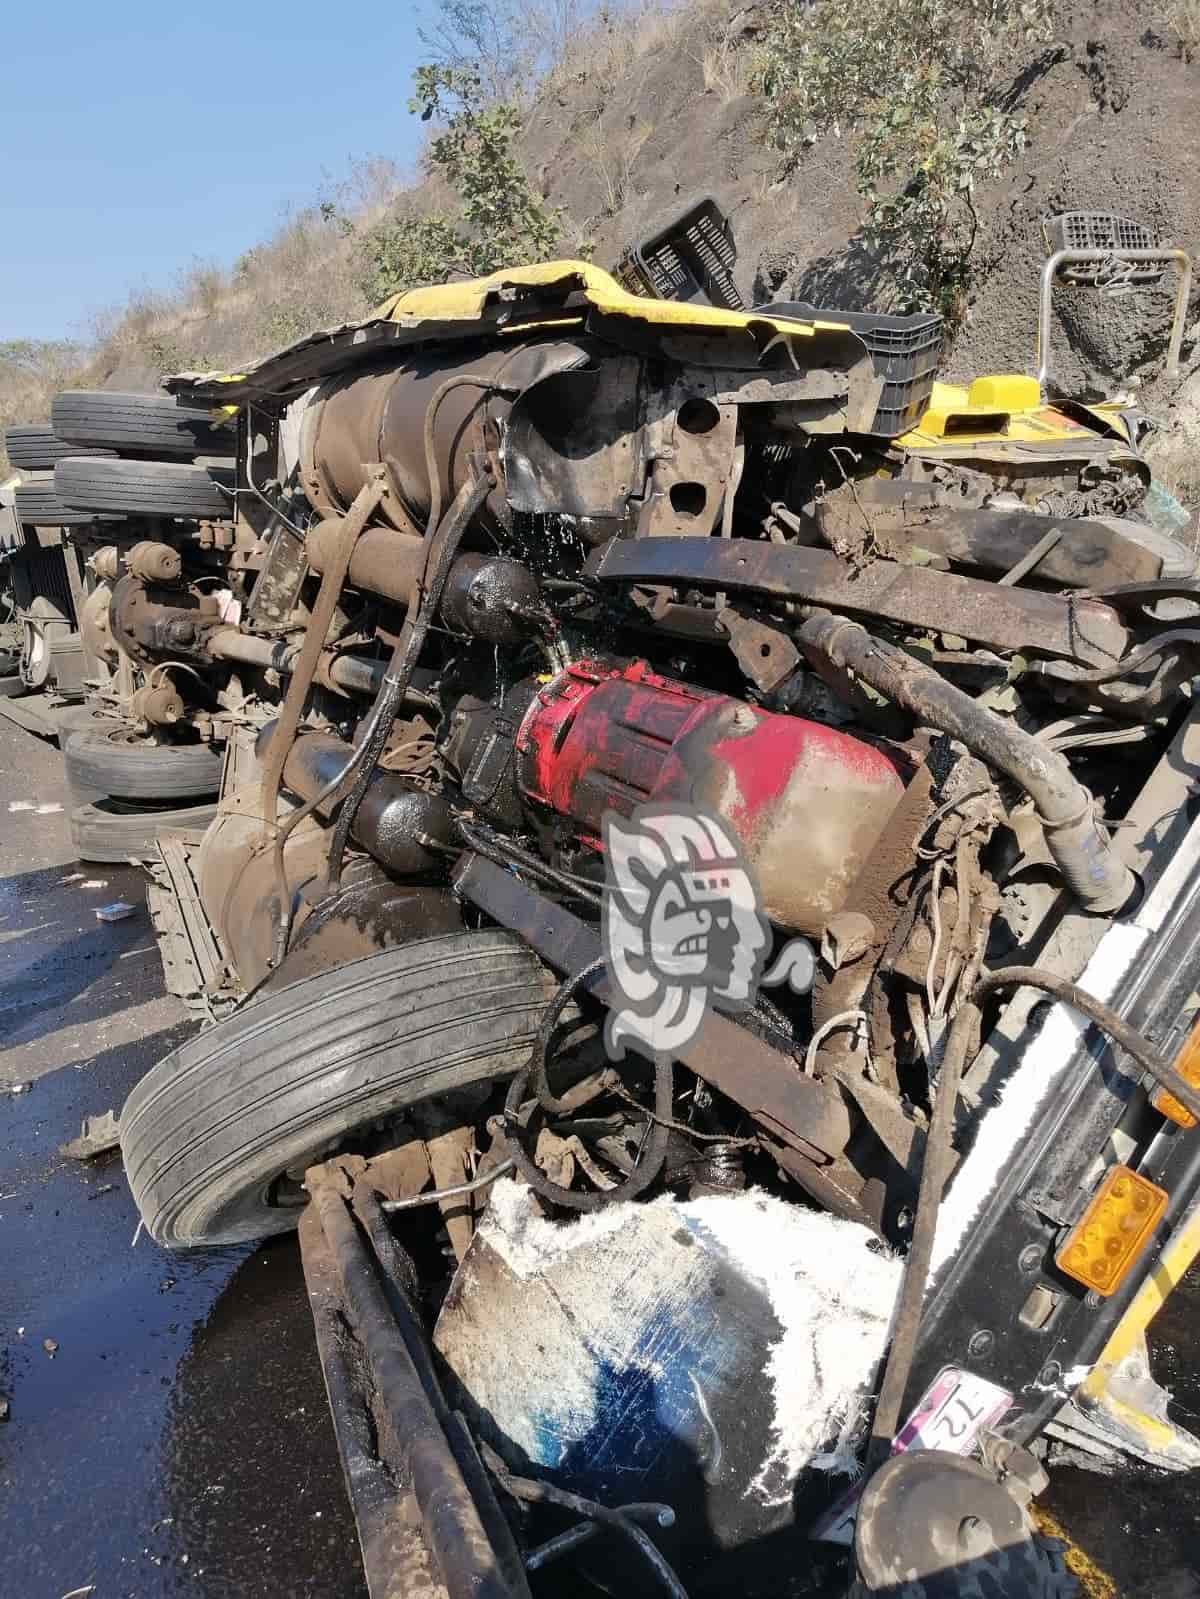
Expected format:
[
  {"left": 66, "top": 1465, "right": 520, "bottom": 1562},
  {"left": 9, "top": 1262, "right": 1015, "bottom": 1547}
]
[
  {"left": 80, "top": 879, "right": 108, "bottom": 890},
  {"left": 42, "top": 1338, "right": 58, "bottom": 1358},
  {"left": 60, "top": 1586, "right": 96, "bottom": 1599},
  {"left": 60, "top": 1110, "right": 121, "bottom": 1161},
  {"left": 7, "top": 1081, "right": 31, "bottom": 1097},
  {"left": 95, "top": 901, "right": 136, "bottom": 923},
  {"left": 0, "top": 1398, "right": 9, "bottom": 1422}
]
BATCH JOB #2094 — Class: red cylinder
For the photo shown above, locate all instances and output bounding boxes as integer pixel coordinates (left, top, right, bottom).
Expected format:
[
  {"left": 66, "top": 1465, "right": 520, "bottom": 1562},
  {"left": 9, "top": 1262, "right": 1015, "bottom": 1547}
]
[{"left": 516, "top": 658, "right": 906, "bottom": 934}]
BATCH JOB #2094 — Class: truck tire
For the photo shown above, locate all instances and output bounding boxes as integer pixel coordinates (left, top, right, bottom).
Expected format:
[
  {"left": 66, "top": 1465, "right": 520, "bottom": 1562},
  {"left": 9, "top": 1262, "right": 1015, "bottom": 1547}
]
[
  {"left": 1100, "top": 516, "right": 1198, "bottom": 581},
  {"left": 54, "top": 457, "right": 234, "bottom": 519},
  {"left": 4, "top": 425, "right": 114, "bottom": 471},
  {"left": 70, "top": 796, "right": 219, "bottom": 863},
  {"left": 120, "top": 931, "right": 550, "bottom": 1246},
  {"left": 13, "top": 476, "right": 115, "bottom": 527},
  {"left": 849, "top": 1535, "right": 1078, "bottom": 1597},
  {"left": 51, "top": 391, "right": 236, "bottom": 459},
  {"left": 63, "top": 725, "right": 224, "bottom": 800}
]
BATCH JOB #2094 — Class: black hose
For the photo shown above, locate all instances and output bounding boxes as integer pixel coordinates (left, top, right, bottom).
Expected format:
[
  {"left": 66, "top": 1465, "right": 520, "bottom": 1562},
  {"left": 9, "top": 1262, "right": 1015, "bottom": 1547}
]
[
  {"left": 1032, "top": 626, "right": 1200, "bottom": 686},
  {"left": 975, "top": 965, "right": 1200, "bottom": 1124},
  {"left": 797, "top": 610, "right": 1136, "bottom": 916},
  {"left": 527, "top": 957, "right": 609, "bottom": 1115},
  {"left": 503, "top": 964, "right": 673, "bottom": 1211},
  {"left": 324, "top": 470, "right": 491, "bottom": 894},
  {"left": 482, "top": 1444, "right": 689, "bottom": 1599}
]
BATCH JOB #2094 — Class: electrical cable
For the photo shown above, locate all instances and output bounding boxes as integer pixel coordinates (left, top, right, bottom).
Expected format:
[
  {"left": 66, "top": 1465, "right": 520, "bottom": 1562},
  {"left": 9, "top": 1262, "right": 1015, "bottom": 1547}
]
[
  {"left": 422, "top": 373, "right": 518, "bottom": 539},
  {"left": 378, "top": 1157, "right": 516, "bottom": 1213},
  {"left": 974, "top": 965, "right": 1200, "bottom": 1123},
  {"left": 323, "top": 469, "right": 491, "bottom": 896},
  {"left": 503, "top": 963, "right": 673, "bottom": 1212},
  {"left": 482, "top": 1445, "right": 689, "bottom": 1599}
]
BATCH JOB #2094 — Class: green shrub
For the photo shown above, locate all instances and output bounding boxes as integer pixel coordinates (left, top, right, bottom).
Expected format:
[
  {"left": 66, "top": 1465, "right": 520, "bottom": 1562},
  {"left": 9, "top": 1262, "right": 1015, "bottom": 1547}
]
[
  {"left": 758, "top": 0, "right": 1053, "bottom": 319},
  {"left": 358, "top": 65, "right": 570, "bottom": 304}
]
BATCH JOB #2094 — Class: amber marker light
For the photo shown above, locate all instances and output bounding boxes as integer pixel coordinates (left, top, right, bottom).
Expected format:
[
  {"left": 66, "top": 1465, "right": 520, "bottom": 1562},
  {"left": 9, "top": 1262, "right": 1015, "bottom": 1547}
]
[
  {"left": 1056, "top": 1164, "right": 1168, "bottom": 1297},
  {"left": 1151, "top": 1015, "right": 1200, "bottom": 1128}
]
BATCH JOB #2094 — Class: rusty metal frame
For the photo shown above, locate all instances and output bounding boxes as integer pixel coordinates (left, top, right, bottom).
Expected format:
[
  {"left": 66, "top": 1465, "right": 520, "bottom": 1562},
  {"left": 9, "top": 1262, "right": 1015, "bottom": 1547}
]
[
  {"left": 299, "top": 1166, "right": 533, "bottom": 1599},
  {"left": 1037, "top": 247, "right": 1193, "bottom": 394},
  {"left": 452, "top": 851, "right": 852, "bottom": 1160},
  {"left": 589, "top": 534, "right": 1129, "bottom": 666}
]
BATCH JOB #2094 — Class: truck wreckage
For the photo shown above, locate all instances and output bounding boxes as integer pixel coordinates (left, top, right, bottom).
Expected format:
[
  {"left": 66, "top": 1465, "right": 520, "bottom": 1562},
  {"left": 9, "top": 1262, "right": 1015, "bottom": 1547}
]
[{"left": 14, "top": 217, "right": 1200, "bottom": 1594}]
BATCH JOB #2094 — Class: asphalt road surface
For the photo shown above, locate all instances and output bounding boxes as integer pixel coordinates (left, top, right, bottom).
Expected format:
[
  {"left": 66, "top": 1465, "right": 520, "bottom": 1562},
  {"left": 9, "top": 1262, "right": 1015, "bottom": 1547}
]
[
  {"left": 0, "top": 720, "right": 365, "bottom": 1597},
  {"left": 2, "top": 713, "right": 1199, "bottom": 1598}
]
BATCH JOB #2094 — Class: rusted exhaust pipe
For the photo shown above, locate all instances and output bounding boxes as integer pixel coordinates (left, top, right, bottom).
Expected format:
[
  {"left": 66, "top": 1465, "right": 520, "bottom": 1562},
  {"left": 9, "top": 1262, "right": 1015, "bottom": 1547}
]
[
  {"left": 798, "top": 612, "right": 1137, "bottom": 916},
  {"left": 255, "top": 724, "right": 454, "bottom": 876}
]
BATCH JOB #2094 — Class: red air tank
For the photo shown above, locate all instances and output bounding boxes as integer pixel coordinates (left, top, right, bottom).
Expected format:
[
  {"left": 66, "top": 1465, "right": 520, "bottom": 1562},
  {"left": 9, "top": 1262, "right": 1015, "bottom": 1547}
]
[{"left": 516, "top": 658, "right": 905, "bottom": 934}]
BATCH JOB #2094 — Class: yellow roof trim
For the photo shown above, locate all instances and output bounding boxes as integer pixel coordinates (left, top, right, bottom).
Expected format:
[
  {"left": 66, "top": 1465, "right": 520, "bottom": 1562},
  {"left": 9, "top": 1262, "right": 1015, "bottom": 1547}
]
[{"left": 377, "top": 259, "right": 842, "bottom": 341}]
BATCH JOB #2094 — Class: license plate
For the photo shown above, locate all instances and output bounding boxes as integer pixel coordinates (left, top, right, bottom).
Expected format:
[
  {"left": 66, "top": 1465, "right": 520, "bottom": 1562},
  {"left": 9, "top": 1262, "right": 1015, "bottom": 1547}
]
[{"left": 810, "top": 1366, "right": 1012, "bottom": 1545}]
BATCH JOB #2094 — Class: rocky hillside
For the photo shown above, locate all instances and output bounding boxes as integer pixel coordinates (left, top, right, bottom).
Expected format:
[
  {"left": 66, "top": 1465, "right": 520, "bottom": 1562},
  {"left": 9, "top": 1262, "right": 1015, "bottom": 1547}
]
[{"left": 5, "top": 0, "right": 1199, "bottom": 497}]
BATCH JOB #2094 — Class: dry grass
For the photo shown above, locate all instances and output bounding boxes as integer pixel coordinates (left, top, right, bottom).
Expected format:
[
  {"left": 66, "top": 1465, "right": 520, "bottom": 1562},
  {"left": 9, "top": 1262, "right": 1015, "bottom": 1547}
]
[
  {"left": 0, "top": 340, "right": 92, "bottom": 473},
  {"left": 696, "top": 16, "right": 758, "bottom": 104},
  {"left": 1170, "top": 0, "right": 1200, "bottom": 60},
  {"left": 579, "top": 112, "right": 655, "bottom": 217}
]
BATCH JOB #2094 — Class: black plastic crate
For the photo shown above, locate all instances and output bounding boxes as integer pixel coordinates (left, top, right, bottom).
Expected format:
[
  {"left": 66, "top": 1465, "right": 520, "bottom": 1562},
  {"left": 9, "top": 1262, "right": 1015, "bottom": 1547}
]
[
  {"left": 615, "top": 196, "right": 745, "bottom": 311},
  {"left": 1042, "top": 212, "right": 1168, "bottom": 286},
  {"left": 759, "top": 300, "right": 944, "bottom": 436}
]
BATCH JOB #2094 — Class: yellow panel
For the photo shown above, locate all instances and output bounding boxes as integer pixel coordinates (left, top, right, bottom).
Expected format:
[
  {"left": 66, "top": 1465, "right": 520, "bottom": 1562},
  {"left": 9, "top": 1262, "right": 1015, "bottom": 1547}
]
[
  {"left": 376, "top": 259, "right": 848, "bottom": 343},
  {"left": 1056, "top": 1165, "right": 1168, "bottom": 1297},
  {"left": 966, "top": 374, "right": 1040, "bottom": 410}
]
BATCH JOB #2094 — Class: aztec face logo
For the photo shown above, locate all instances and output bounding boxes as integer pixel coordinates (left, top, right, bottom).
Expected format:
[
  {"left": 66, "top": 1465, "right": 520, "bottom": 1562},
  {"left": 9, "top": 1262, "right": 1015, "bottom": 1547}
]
[{"left": 602, "top": 805, "right": 813, "bottom": 1062}]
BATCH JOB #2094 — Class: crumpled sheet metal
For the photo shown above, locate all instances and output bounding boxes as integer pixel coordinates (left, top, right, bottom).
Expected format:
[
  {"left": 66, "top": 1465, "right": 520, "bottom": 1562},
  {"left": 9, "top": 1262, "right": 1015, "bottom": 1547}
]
[
  {"left": 434, "top": 1181, "right": 900, "bottom": 1554},
  {"left": 164, "top": 262, "right": 876, "bottom": 422}
]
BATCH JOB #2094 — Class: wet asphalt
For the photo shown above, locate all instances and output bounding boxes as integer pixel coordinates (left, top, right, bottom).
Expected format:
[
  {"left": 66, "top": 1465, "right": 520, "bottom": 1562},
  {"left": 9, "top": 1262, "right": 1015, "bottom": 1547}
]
[
  {"left": 2, "top": 712, "right": 1200, "bottom": 1597},
  {"left": 0, "top": 720, "right": 365, "bottom": 1598}
]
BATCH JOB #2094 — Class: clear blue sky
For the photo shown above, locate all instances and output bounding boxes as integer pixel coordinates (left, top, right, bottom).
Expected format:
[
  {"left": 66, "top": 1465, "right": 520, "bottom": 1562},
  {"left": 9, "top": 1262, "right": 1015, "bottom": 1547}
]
[{"left": 1, "top": 3, "right": 429, "bottom": 341}]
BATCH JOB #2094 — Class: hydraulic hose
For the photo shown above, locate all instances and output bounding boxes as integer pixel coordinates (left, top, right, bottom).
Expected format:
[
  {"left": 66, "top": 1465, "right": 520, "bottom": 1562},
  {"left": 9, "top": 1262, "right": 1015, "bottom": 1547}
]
[
  {"left": 324, "top": 469, "right": 491, "bottom": 895},
  {"left": 797, "top": 611, "right": 1137, "bottom": 916},
  {"left": 975, "top": 965, "right": 1200, "bottom": 1123},
  {"left": 503, "top": 963, "right": 673, "bottom": 1212}
]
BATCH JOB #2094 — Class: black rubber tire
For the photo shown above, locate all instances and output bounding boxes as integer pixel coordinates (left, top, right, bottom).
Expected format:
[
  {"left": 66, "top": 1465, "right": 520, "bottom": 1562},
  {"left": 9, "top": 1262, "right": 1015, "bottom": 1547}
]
[
  {"left": 54, "top": 457, "right": 234, "bottom": 519},
  {"left": 13, "top": 476, "right": 117, "bottom": 528},
  {"left": 51, "top": 390, "right": 236, "bottom": 459},
  {"left": 63, "top": 725, "right": 224, "bottom": 800},
  {"left": 0, "top": 673, "right": 25, "bottom": 698},
  {"left": 120, "top": 931, "right": 550, "bottom": 1246},
  {"left": 1102, "top": 516, "right": 1198, "bottom": 580},
  {"left": 850, "top": 1532, "right": 1078, "bottom": 1598},
  {"left": 4, "top": 425, "right": 114, "bottom": 471},
  {"left": 70, "top": 796, "right": 219, "bottom": 864}
]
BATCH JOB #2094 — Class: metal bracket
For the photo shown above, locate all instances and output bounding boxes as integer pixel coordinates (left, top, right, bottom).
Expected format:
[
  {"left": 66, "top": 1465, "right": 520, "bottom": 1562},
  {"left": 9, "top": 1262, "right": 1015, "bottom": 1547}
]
[{"left": 1037, "top": 247, "right": 1193, "bottom": 395}]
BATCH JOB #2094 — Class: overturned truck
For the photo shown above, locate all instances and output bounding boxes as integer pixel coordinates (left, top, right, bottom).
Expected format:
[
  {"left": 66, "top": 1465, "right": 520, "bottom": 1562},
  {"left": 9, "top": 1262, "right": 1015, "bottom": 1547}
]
[{"left": 103, "top": 258, "right": 1200, "bottom": 1595}]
